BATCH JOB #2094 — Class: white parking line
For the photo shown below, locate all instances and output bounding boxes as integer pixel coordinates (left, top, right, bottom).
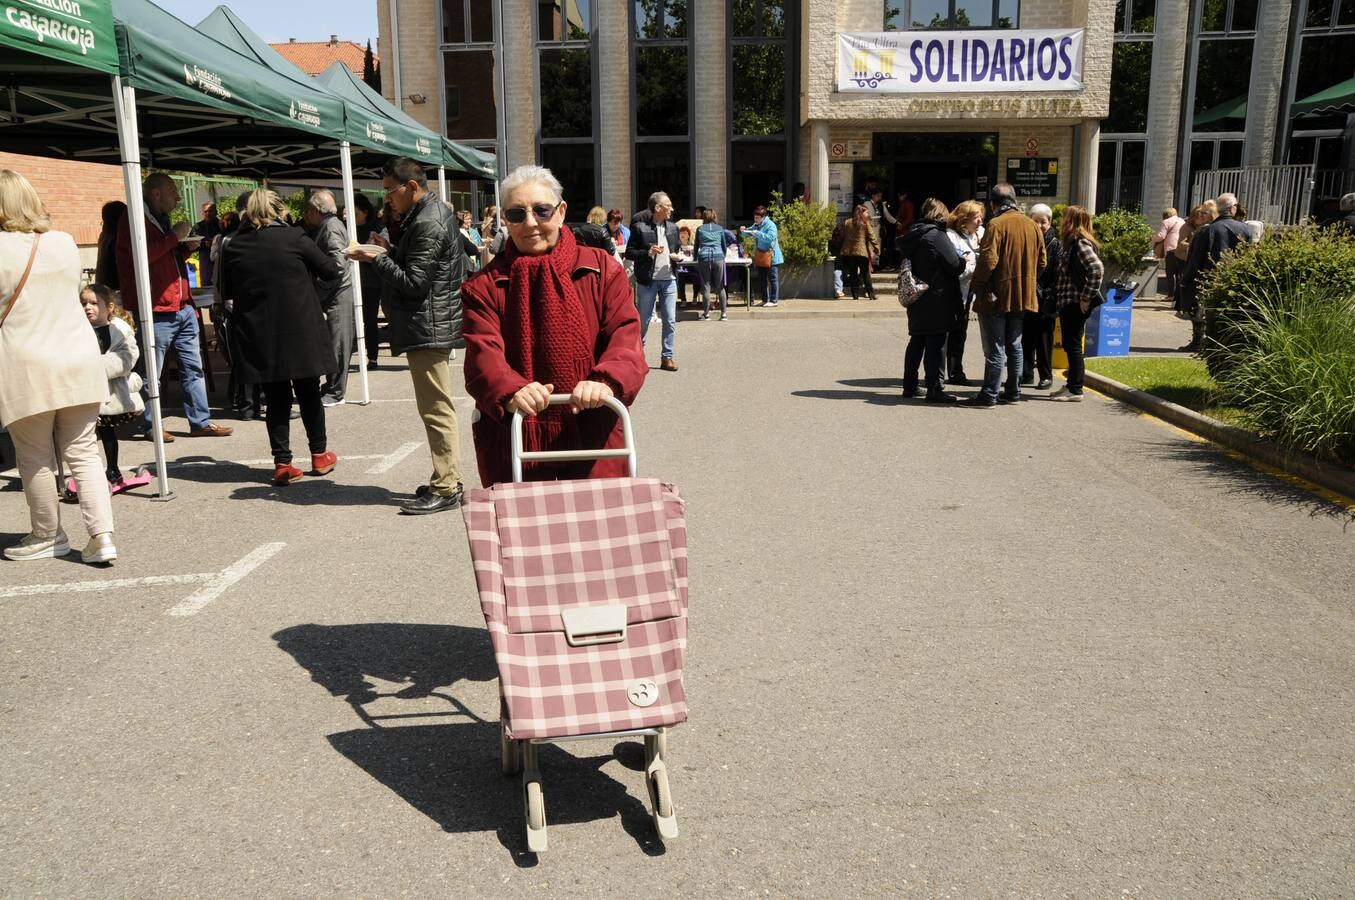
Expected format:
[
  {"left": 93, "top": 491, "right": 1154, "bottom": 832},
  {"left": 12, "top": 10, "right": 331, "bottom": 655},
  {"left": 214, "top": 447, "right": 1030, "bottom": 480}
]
[
  {"left": 166, "top": 542, "right": 287, "bottom": 617},
  {"left": 365, "top": 441, "right": 422, "bottom": 475},
  {"left": 1, "top": 573, "right": 213, "bottom": 599},
  {"left": 1, "top": 542, "right": 286, "bottom": 614}
]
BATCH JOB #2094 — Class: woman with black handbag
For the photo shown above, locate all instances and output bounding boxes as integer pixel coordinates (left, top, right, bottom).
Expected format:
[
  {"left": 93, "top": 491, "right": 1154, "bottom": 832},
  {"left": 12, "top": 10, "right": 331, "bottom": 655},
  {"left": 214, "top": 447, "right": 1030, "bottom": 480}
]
[{"left": 1049, "top": 205, "right": 1105, "bottom": 403}]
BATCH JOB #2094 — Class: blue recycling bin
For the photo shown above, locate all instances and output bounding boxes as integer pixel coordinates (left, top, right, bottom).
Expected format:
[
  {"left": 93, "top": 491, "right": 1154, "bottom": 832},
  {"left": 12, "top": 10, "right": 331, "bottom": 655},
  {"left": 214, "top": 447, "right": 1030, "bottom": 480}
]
[{"left": 1084, "top": 286, "right": 1133, "bottom": 357}]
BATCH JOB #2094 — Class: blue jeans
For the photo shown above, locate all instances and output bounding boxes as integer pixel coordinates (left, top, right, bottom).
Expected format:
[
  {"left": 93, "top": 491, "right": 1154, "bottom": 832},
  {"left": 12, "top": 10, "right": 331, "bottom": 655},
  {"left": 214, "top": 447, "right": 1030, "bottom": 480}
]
[
  {"left": 755, "top": 264, "right": 781, "bottom": 303},
  {"left": 141, "top": 305, "right": 211, "bottom": 431},
  {"left": 977, "top": 312, "right": 1025, "bottom": 401},
  {"left": 833, "top": 267, "right": 843, "bottom": 293},
  {"left": 636, "top": 278, "right": 677, "bottom": 359}
]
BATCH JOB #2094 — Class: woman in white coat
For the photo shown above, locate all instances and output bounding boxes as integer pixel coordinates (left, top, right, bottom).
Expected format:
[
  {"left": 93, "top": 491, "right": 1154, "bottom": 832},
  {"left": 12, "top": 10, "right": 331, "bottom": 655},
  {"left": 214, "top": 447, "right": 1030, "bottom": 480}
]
[
  {"left": 943, "top": 199, "right": 984, "bottom": 385},
  {"left": 0, "top": 170, "right": 117, "bottom": 564}
]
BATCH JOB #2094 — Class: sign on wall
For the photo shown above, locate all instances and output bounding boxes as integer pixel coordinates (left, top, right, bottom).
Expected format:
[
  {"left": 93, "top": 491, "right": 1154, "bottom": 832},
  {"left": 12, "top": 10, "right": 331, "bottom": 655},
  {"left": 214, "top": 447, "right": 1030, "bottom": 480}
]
[
  {"left": 837, "top": 29, "right": 1084, "bottom": 94},
  {"left": 1007, "top": 157, "right": 1059, "bottom": 196},
  {"left": 828, "top": 163, "right": 855, "bottom": 213}
]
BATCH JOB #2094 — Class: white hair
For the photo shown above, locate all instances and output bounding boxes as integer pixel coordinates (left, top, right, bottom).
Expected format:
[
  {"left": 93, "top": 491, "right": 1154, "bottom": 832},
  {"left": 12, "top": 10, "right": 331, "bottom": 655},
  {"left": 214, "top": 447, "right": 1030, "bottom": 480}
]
[
  {"left": 1340, "top": 192, "right": 1355, "bottom": 213},
  {"left": 1217, "top": 192, "right": 1238, "bottom": 212},
  {"left": 1029, "top": 203, "right": 1053, "bottom": 220},
  {"left": 500, "top": 165, "right": 563, "bottom": 204},
  {"left": 307, "top": 189, "right": 337, "bottom": 215}
]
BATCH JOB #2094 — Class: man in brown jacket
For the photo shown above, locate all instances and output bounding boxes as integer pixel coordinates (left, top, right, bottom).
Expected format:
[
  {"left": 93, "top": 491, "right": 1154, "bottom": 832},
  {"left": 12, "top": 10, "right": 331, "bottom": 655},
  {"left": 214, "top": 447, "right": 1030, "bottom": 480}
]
[{"left": 965, "top": 182, "right": 1047, "bottom": 407}]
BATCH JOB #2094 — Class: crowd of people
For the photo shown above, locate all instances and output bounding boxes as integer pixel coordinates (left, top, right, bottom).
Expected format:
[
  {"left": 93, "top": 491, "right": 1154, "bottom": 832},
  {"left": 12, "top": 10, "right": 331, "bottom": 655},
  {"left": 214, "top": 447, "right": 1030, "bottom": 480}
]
[
  {"left": 0, "top": 159, "right": 651, "bottom": 565},
  {"left": 6, "top": 153, "right": 1320, "bottom": 565}
]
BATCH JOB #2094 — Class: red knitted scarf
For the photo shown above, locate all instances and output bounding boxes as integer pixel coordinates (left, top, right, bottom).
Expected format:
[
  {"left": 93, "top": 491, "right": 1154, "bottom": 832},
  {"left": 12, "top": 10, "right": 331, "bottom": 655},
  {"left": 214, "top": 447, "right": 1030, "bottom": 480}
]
[{"left": 500, "top": 225, "right": 594, "bottom": 451}]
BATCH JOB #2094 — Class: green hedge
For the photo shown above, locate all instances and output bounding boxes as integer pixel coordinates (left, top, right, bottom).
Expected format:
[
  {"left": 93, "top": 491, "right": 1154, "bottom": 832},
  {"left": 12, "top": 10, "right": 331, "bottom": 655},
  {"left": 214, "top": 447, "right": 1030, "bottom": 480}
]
[
  {"left": 1208, "top": 281, "right": 1355, "bottom": 466},
  {"left": 1092, "top": 207, "right": 1153, "bottom": 282},
  {"left": 1201, "top": 225, "right": 1355, "bottom": 380}
]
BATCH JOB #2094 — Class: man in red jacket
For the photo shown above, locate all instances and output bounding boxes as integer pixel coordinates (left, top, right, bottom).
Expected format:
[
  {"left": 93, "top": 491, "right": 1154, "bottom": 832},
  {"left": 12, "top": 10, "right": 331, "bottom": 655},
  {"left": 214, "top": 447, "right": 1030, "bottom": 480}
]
[{"left": 115, "top": 173, "right": 232, "bottom": 441}]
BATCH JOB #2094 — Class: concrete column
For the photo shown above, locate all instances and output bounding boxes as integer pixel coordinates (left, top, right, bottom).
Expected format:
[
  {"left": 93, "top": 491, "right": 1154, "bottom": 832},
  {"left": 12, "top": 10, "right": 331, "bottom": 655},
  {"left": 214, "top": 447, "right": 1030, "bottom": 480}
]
[
  {"left": 809, "top": 120, "right": 829, "bottom": 205},
  {"left": 596, "top": 0, "right": 632, "bottom": 214},
  {"left": 501, "top": 0, "right": 536, "bottom": 171},
  {"left": 1243, "top": 0, "right": 1294, "bottom": 168},
  {"left": 1078, "top": 118, "right": 1101, "bottom": 210},
  {"left": 1142, "top": 0, "right": 1190, "bottom": 216},
  {"left": 692, "top": 0, "right": 727, "bottom": 213}
]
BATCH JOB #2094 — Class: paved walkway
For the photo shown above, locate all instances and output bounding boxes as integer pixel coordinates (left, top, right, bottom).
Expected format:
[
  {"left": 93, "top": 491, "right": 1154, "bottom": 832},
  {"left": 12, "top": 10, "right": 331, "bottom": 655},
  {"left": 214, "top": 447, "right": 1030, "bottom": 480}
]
[{"left": 2, "top": 314, "right": 1351, "bottom": 896}]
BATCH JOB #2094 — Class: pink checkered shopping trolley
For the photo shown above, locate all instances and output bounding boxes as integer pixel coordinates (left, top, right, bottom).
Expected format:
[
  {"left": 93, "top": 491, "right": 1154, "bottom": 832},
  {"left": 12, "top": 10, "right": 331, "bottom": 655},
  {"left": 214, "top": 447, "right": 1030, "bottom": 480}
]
[{"left": 462, "top": 395, "right": 688, "bottom": 852}]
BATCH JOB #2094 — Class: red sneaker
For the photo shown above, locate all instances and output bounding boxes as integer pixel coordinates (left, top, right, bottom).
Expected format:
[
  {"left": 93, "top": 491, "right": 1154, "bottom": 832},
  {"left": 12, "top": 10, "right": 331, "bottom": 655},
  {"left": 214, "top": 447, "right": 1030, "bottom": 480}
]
[
  {"left": 272, "top": 463, "right": 304, "bottom": 485},
  {"left": 310, "top": 451, "right": 337, "bottom": 475}
]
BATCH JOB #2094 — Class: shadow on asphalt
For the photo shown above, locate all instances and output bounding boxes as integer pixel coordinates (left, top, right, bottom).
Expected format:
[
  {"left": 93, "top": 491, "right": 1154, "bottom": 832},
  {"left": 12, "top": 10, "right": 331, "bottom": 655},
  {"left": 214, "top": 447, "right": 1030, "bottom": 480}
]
[
  {"left": 274, "top": 623, "right": 664, "bottom": 862},
  {"left": 792, "top": 386, "right": 910, "bottom": 405},
  {"left": 1143, "top": 441, "right": 1355, "bottom": 525},
  {"left": 163, "top": 458, "right": 405, "bottom": 505}
]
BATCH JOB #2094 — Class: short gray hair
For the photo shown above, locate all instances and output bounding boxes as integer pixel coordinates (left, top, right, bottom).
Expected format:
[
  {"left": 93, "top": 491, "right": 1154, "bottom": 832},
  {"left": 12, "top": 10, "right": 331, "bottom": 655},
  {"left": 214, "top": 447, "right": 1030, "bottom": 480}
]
[
  {"left": 501, "top": 165, "right": 563, "bottom": 204},
  {"left": 1029, "top": 203, "right": 1053, "bottom": 221},
  {"left": 1217, "top": 192, "right": 1238, "bottom": 212},
  {"left": 1340, "top": 192, "right": 1355, "bottom": 213},
  {"left": 991, "top": 182, "right": 1016, "bottom": 206},
  {"left": 648, "top": 191, "right": 671, "bottom": 214},
  {"left": 307, "top": 189, "right": 337, "bottom": 215}
]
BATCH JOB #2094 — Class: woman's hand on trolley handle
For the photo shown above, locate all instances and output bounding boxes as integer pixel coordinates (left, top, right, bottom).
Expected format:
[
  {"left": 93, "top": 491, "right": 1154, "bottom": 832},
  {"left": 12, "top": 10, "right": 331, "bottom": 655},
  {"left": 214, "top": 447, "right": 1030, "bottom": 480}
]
[
  {"left": 508, "top": 382, "right": 555, "bottom": 417},
  {"left": 568, "top": 380, "right": 613, "bottom": 414},
  {"left": 507, "top": 380, "right": 614, "bottom": 416}
]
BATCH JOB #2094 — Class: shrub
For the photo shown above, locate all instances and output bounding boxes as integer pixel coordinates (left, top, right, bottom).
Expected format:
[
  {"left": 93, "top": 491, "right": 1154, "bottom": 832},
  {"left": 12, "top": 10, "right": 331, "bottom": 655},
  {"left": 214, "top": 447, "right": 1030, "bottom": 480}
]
[
  {"left": 1050, "top": 203, "right": 1067, "bottom": 235},
  {"left": 768, "top": 192, "right": 839, "bottom": 273},
  {"left": 1209, "top": 283, "right": 1355, "bottom": 466},
  {"left": 1200, "top": 225, "right": 1355, "bottom": 379},
  {"left": 1092, "top": 207, "right": 1153, "bottom": 282}
]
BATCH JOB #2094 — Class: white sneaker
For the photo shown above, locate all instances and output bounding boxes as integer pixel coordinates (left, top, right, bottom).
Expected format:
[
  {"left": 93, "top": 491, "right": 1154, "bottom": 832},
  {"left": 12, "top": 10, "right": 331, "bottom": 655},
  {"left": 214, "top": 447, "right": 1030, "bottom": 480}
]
[
  {"left": 4, "top": 530, "right": 72, "bottom": 560},
  {"left": 1049, "top": 386, "right": 1084, "bottom": 402},
  {"left": 81, "top": 532, "right": 117, "bottom": 565},
  {"left": 321, "top": 395, "right": 343, "bottom": 407}
]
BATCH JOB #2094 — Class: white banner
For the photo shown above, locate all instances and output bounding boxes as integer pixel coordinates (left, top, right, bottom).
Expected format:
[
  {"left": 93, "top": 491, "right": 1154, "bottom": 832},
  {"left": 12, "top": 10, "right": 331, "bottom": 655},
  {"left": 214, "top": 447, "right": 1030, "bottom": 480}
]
[{"left": 837, "top": 29, "right": 1084, "bottom": 94}]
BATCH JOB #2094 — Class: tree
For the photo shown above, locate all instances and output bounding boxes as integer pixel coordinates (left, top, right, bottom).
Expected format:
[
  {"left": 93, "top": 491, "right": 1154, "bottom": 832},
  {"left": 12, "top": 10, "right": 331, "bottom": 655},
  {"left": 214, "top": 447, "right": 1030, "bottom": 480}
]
[{"left": 362, "top": 39, "right": 380, "bottom": 93}]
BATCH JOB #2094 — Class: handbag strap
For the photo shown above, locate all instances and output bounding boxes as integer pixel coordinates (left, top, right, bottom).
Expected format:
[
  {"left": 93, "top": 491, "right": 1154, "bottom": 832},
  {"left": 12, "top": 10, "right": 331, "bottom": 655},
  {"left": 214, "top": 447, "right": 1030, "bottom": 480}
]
[{"left": 0, "top": 232, "right": 42, "bottom": 328}]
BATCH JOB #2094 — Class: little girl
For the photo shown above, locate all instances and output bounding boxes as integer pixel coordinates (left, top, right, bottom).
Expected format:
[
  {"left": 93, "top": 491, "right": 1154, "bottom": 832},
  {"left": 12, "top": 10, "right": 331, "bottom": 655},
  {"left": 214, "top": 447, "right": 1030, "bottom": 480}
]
[{"left": 78, "top": 284, "right": 147, "bottom": 494}]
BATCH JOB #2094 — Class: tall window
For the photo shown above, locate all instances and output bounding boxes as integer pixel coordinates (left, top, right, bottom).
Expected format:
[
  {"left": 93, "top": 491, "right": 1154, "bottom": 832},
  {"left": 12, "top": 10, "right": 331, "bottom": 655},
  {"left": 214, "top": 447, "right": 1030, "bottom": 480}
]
[
  {"left": 537, "top": 0, "right": 596, "bottom": 214},
  {"left": 1285, "top": 0, "right": 1355, "bottom": 209},
  {"left": 883, "top": 0, "right": 1018, "bottom": 30},
  {"left": 440, "top": 0, "right": 499, "bottom": 211},
  {"left": 1180, "top": 0, "right": 1255, "bottom": 204},
  {"left": 1097, "top": 0, "right": 1156, "bottom": 212},
  {"left": 730, "top": 0, "right": 794, "bottom": 219},
  {"left": 632, "top": 0, "right": 693, "bottom": 213}
]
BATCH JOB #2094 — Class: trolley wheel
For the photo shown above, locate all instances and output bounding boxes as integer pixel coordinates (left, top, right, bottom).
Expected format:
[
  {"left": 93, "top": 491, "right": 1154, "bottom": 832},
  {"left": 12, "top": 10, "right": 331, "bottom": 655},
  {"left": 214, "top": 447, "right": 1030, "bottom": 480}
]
[
  {"left": 524, "top": 778, "right": 548, "bottom": 852},
  {"left": 500, "top": 730, "right": 521, "bottom": 776},
  {"left": 651, "top": 766, "right": 673, "bottom": 818}
]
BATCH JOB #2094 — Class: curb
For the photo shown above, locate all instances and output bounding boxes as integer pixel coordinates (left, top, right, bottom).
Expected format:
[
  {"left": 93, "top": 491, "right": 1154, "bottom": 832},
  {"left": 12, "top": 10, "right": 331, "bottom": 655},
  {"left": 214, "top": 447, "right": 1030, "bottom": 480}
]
[{"left": 1083, "top": 371, "right": 1355, "bottom": 502}]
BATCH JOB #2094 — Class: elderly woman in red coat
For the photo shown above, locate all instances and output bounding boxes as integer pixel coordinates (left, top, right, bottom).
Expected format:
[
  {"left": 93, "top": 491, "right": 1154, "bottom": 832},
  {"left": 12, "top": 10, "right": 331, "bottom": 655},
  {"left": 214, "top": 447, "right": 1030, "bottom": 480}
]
[{"left": 461, "top": 165, "right": 646, "bottom": 487}]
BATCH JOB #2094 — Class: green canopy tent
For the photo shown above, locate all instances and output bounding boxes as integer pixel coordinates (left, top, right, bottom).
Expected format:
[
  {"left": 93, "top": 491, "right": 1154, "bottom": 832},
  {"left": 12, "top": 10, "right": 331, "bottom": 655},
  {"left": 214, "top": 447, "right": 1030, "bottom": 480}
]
[
  {"left": 195, "top": 5, "right": 503, "bottom": 401},
  {"left": 1292, "top": 75, "right": 1355, "bottom": 117},
  {"left": 1193, "top": 94, "right": 1248, "bottom": 129},
  {"left": 1, "top": 0, "right": 382, "bottom": 496}
]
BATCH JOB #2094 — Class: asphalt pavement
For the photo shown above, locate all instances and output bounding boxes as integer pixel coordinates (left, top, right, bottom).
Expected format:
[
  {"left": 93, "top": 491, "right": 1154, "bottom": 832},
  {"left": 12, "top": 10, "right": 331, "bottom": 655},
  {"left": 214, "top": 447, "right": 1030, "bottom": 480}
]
[{"left": 2, "top": 310, "right": 1352, "bottom": 897}]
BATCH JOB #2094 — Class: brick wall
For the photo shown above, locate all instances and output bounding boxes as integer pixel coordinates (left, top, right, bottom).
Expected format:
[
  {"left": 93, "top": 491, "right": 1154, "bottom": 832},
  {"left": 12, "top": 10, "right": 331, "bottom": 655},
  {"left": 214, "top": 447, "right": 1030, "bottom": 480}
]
[
  {"left": 596, "top": 0, "right": 633, "bottom": 215},
  {"left": 502, "top": 0, "right": 537, "bottom": 172},
  {"left": 0, "top": 152, "right": 126, "bottom": 247},
  {"left": 691, "top": 0, "right": 728, "bottom": 215}
]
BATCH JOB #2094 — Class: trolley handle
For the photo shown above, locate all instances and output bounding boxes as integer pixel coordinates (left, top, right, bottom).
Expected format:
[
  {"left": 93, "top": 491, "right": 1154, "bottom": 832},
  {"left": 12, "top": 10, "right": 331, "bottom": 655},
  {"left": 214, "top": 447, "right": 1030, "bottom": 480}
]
[{"left": 510, "top": 393, "right": 637, "bottom": 483}]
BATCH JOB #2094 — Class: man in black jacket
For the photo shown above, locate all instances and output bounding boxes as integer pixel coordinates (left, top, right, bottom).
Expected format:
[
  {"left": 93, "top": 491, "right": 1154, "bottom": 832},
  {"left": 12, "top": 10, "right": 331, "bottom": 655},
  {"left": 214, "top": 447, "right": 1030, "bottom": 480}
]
[
  {"left": 624, "top": 192, "right": 684, "bottom": 371},
  {"left": 1180, "top": 192, "right": 1253, "bottom": 352},
  {"left": 353, "top": 157, "right": 467, "bottom": 514}
]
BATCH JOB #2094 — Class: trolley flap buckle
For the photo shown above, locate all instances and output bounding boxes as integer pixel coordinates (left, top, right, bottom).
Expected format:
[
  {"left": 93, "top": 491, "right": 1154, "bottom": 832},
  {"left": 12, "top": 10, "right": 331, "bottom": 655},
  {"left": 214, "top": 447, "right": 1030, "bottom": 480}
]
[{"left": 561, "top": 605, "right": 627, "bottom": 647}]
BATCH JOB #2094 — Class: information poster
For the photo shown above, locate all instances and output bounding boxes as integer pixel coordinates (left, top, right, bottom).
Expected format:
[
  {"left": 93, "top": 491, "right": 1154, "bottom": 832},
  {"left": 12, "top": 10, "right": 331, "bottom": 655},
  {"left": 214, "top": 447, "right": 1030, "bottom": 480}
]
[{"left": 1007, "top": 157, "right": 1059, "bottom": 196}]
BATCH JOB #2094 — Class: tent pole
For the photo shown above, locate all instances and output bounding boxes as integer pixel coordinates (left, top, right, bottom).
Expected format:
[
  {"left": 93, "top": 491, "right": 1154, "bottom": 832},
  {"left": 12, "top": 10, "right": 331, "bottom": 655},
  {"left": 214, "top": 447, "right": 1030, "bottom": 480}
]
[
  {"left": 438, "top": 167, "right": 447, "bottom": 204},
  {"left": 340, "top": 141, "right": 370, "bottom": 406},
  {"left": 112, "top": 76, "right": 173, "bottom": 501}
]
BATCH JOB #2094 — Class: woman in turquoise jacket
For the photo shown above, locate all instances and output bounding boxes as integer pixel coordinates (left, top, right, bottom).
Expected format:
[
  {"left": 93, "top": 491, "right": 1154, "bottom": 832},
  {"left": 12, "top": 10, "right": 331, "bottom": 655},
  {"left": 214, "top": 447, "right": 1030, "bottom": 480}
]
[{"left": 740, "top": 205, "right": 784, "bottom": 306}]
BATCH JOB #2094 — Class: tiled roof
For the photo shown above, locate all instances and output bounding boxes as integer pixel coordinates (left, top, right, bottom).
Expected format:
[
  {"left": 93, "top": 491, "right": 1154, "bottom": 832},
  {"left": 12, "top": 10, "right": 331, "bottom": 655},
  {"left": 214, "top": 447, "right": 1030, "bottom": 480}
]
[{"left": 269, "top": 39, "right": 371, "bottom": 77}]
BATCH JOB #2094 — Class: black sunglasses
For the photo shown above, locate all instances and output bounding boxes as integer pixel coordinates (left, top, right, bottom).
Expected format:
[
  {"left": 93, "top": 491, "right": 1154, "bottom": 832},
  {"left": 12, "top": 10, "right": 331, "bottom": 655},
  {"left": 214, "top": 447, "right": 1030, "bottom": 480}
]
[{"left": 503, "top": 203, "right": 559, "bottom": 225}]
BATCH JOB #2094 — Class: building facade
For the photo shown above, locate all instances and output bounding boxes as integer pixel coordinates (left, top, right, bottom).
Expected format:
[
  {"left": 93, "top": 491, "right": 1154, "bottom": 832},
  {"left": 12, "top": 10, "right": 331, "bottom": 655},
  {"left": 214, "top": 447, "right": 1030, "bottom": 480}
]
[{"left": 378, "top": 0, "right": 1355, "bottom": 221}]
